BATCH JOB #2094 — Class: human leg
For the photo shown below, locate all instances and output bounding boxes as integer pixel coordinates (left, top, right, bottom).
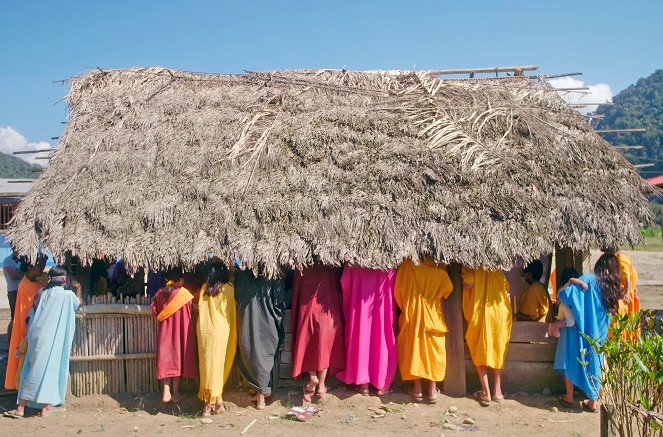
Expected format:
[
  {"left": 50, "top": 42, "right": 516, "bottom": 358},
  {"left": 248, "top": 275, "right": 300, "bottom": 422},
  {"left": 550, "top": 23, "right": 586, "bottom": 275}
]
[
  {"left": 558, "top": 377, "right": 574, "bottom": 406},
  {"left": 411, "top": 378, "right": 423, "bottom": 401},
  {"left": 303, "top": 371, "right": 318, "bottom": 402},
  {"left": 162, "top": 378, "right": 173, "bottom": 403},
  {"left": 473, "top": 366, "right": 491, "bottom": 406},
  {"left": 492, "top": 368, "right": 504, "bottom": 400},
  {"left": 316, "top": 368, "right": 329, "bottom": 397},
  {"left": 427, "top": 380, "right": 439, "bottom": 403}
]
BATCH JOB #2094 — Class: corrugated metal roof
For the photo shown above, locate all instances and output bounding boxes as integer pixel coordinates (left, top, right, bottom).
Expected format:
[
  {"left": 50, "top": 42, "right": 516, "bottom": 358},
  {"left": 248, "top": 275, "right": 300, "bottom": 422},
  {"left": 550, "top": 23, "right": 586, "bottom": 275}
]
[{"left": 0, "top": 179, "right": 34, "bottom": 197}]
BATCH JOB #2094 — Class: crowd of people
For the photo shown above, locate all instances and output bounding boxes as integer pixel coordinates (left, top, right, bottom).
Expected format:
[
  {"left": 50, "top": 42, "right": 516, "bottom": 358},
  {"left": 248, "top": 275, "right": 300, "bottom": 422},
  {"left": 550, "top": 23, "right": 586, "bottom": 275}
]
[{"left": 1, "top": 247, "right": 639, "bottom": 418}]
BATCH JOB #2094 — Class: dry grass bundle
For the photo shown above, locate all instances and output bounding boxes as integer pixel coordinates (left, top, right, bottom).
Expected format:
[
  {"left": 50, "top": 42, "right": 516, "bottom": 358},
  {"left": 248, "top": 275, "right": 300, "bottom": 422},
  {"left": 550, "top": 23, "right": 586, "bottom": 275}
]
[{"left": 7, "top": 67, "right": 653, "bottom": 276}]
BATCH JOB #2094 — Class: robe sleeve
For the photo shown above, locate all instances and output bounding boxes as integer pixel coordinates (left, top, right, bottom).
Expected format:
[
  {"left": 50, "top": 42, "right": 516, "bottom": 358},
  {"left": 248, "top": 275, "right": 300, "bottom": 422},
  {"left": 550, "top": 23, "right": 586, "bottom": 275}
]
[{"left": 439, "top": 266, "right": 453, "bottom": 300}]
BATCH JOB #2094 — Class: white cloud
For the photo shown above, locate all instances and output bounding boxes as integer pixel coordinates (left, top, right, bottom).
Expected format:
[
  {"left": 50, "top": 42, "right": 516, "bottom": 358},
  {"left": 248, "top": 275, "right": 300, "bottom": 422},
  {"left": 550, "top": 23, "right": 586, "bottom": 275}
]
[
  {"left": 0, "top": 126, "right": 52, "bottom": 167},
  {"left": 547, "top": 77, "right": 613, "bottom": 115}
]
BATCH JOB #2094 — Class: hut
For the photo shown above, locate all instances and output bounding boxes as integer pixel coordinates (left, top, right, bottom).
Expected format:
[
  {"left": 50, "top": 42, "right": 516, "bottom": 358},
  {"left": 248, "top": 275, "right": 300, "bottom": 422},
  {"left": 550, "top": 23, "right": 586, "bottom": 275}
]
[{"left": 7, "top": 67, "right": 653, "bottom": 396}]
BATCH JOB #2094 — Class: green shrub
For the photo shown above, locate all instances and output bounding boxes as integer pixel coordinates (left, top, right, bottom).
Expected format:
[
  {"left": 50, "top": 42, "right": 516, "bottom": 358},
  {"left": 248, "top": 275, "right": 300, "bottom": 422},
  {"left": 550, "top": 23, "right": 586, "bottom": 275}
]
[{"left": 587, "top": 311, "right": 663, "bottom": 436}]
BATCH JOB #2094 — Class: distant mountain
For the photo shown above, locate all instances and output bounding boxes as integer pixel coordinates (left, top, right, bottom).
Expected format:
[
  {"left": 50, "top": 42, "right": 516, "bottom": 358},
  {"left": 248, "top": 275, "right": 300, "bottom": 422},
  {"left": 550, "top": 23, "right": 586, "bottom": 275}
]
[
  {"left": 593, "top": 69, "right": 663, "bottom": 175},
  {"left": 0, "top": 152, "right": 40, "bottom": 178}
]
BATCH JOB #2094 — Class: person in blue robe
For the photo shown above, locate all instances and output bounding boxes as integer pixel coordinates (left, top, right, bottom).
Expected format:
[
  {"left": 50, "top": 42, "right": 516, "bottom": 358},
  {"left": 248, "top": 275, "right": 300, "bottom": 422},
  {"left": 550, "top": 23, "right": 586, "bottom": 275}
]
[
  {"left": 551, "top": 253, "right": 621, "bottom": 412},
  {"left": 5, "top": 266, "right": 80, "bottom": 418}
]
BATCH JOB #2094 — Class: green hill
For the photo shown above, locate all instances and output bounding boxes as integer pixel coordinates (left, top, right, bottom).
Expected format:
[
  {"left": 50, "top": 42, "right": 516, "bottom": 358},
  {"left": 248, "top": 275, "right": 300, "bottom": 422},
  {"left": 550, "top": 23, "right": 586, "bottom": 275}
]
[
  {"left": 0, "top": 152, "right": 40, "bottom": 178},
  {"left": 593, "top": 69, "right": 663, "bottom": 175}
]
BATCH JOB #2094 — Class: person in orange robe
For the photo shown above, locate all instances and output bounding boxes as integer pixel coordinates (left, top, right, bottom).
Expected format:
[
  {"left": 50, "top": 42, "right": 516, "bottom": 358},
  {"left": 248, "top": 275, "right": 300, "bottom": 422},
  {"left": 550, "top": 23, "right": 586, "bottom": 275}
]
[
  {"left": 4, "top": 255, "right": 47, "bottom": 390},
  {"left": 394, "top": 258, "right": 453, "bottom": 403},
  {"left": 461, "top": 266, "right": 512, "bottom": 406}
]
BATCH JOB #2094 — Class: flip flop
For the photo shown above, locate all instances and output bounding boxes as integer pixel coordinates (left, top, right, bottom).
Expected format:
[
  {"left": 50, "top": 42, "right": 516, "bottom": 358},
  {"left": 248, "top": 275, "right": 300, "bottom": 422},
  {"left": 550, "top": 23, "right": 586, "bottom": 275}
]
[
  {"left": 492, "top": 394, "right": 505, "bottom": 402},
  {"left": 316, "top": 387, "right": 330, "bottom": 398},
  {"left": 411, "top": 391, "right": 424, "bottom": 403},
  {"left": 38, "top": 407, "right": 64, "bottom": 418},
  {"left": 558, "top": 395, "right": 573, "bottom": 408},
  {"left": 428, "top": 388, "right": 440, "bottom": 404},
  {"left": 3, "top": 410, "right": 24, "bottom": 419},
  {"left": 580, "top": 400, "right": 598, "bottom": 413},
  {"left": 473, "top": 391, "right": 490, "bottom": 407}
]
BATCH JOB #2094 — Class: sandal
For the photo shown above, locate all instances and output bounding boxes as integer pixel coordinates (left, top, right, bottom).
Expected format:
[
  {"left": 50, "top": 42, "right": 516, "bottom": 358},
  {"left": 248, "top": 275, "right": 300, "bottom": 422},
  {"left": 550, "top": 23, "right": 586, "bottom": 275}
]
[
  {"left": 38, "top": 407, "right": 63, "bottom": 417},
  {"left": 357, "top": 384, "right": 370, "bottom": 397},
  {"left": 580, "top": 400, "right": 598, "bottom": 413},
  {"left": 411, "top": 390, "right": 424, "bottom": 403},
  {"left": 3, "top": 410, "right": 24, "bottom": 419},
  {"left": 428, "top": 387, "right": 440, "bottom": 404},
  {"left": 558, "top": 395, "right": 574, "bottom": 408},
  {"left": 376, "top": 388, "right": 392, "bottom": 397},
  {"left": 316, "top": 387, "right": 330, "bottom": 398},
  {"left": 492, "top": 394, "right": 505, "bottom": 402},
  {"left": 472, "top": 391, "right": 490, "bottom": 407}
]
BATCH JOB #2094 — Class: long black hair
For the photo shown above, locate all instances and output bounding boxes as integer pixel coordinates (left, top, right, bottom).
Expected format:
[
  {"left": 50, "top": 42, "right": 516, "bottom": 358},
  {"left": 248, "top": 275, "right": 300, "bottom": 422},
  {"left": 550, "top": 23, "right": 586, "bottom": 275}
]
[
  {"left": 594, "top": 253, "right": 621, "bottom": 314},
  {"left": 162, "top": 268, "right": 183, "bottom": 295},
  {"left": 45, "top": 265, "right": 68, "bottom": 289},
  {"left": 204, "top": 263, "right": 230, "bottom": 296}
]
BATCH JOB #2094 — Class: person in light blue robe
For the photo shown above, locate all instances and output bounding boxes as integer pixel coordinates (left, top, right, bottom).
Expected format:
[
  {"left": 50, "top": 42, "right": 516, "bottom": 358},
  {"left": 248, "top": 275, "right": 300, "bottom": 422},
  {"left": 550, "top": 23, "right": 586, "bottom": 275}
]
[
  {"left": 12, "top": 266, "right": 80, "bottom": 417},
  {"left": 552, "top": 253, "right": 621, "bottom": 412}
]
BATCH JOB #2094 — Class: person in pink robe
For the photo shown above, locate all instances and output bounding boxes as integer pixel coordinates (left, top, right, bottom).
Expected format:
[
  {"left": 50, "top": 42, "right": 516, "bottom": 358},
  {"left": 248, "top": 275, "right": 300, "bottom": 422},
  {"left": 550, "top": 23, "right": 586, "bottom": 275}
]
[
  {"left": 151, "top": 269, "right": 197, "bottom": 403},
  {"left": 337, "top": 265, "right": 397, "bottom": 395},
  {"left": 291, "top": 264, "right": 345, "bottom": 401}
]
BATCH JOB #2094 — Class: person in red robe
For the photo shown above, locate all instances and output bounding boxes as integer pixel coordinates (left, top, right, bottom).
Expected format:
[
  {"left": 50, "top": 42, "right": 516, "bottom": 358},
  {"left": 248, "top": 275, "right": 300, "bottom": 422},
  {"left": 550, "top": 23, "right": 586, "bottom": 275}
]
[
  {"left": 291, "top": 264, "right": 345, "bottom": 402},
  {"left": 151, "top": 268, "right": 197, "bottom": 403}
]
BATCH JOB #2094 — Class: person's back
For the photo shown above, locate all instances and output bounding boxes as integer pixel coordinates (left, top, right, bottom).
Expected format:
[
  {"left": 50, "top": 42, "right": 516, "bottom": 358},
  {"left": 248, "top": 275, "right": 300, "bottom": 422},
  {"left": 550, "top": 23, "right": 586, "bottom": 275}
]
[{"left": 516, "top": 260, "right": 549, "bottom": 322}]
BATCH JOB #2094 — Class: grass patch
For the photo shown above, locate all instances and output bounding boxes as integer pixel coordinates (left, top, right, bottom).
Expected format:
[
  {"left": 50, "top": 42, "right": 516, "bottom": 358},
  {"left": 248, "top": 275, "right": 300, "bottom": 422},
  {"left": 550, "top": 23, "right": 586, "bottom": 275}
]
[{"left": 628, "top": 235, "right": 663, "bottom": 252}]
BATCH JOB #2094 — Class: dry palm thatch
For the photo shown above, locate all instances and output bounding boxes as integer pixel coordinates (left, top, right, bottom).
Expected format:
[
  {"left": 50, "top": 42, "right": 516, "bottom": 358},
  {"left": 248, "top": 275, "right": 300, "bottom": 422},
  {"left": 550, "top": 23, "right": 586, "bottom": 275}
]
[{"left": 7, "top": 67, "right": 654, "bottom": 277}]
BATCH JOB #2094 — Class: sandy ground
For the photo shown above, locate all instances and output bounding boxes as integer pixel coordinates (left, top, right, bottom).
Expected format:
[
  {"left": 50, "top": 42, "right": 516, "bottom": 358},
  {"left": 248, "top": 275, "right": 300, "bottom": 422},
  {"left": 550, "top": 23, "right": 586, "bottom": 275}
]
[
  {"left": 0, "top": 249, "right": 660, "bottom": 436},
  {"left": 0, "top": 387, "right": 600, "bottom": 437}
]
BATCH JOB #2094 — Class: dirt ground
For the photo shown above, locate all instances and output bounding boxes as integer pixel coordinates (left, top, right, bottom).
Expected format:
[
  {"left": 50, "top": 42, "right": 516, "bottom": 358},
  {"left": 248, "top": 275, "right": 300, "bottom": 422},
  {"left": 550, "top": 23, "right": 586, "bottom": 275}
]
[{"left": 0, "top": 249, "right": 660, "bottom": 436}]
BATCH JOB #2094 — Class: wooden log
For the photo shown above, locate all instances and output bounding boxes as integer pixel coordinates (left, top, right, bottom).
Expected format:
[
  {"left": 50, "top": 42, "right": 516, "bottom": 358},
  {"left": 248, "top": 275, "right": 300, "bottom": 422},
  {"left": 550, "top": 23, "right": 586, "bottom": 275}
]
[
  {"left": 510, "top": 321, "right": 555, "bottom": 344},
  {"left": 464, "top": 342, "right": 557, "bottom": 362},
  {"left": 443, "top": 263, "right": 466, "bottom": 396},
  {"left": 600, "top": 405, "right": 618, "bottom": 437}
]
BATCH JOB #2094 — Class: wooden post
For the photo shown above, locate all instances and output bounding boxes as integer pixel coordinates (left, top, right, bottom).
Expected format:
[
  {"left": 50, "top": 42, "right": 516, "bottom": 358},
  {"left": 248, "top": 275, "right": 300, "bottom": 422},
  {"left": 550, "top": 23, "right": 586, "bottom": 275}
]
[
  {"left": 600, "top": 404, "right": 618, "bottom": 437},
  {"left": 443, "top": 263, "right": 466, "bottom": 396},
  {"left": 660, "top": 205, "right": 662, "bottom": 245}
]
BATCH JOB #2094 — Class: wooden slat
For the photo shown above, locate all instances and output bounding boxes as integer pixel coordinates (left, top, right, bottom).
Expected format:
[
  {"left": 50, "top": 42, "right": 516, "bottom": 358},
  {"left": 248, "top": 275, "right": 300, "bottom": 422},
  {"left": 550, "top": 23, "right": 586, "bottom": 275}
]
[
  {"left": 464, "top": 343, "right": 556, "bottom": 363},
  {"left": 465, "top": 360, "right": 563, "bottom": 394},
  {"left": 510, "top": 321, "right": 555, "bottom": 344}
]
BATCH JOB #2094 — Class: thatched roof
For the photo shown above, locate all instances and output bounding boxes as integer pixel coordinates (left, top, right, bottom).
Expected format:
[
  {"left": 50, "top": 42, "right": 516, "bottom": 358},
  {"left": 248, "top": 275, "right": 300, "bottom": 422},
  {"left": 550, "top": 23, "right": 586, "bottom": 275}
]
[{"left": 8, "top": 67, "right": 653, "bottom": 276}]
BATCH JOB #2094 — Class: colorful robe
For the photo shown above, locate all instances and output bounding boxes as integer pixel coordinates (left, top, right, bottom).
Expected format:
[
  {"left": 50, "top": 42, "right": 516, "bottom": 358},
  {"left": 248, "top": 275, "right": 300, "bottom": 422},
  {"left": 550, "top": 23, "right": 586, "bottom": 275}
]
[
  {"left": 336, "top": 266, "right": 397, "bottom": 391},
  {"left": 395, "top": 258, "right": 453, "bottom": 382},
  {"left": 5, "top": 276, "right": 46, "bottom": 389},
  {"left": 151, "top": 287, "right": 197, "bottom": 380},
  {"left": 18, "top": 286, "right": 79, "bottom": 407},
  {"left": 197, "top": 282, "right": 237, "bottom": 404},
  {"left": 291, "top": 265, "right": 345, "bottom": 378},
  {"left": 517, "top": 282, "right": 550, "bottom": 322},
  {"left": 616, "top": 252, "right": 640, "bottom": 315},
  {"left": 461, "top": 267, "right": 512, "bottom": 369},
  {"left": 234, "top": 270, "right": 284, "bottom": 395},
  {"left": 553, "top": 273, "right": 609, "bottom": 401}
]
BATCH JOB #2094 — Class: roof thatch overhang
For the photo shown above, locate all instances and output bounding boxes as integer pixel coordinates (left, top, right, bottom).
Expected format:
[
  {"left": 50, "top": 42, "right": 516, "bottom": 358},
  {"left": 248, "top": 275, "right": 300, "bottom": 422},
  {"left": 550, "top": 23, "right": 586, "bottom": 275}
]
[{"left": 8, "top": 68, "right": 654, "bottom": 276}]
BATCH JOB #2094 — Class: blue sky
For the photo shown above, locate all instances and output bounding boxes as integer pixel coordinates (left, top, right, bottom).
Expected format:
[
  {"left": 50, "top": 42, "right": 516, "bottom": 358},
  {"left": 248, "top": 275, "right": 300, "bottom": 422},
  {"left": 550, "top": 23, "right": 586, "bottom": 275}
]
[{"left": 1, "top": 0, "right": 662, "bottom": 162}]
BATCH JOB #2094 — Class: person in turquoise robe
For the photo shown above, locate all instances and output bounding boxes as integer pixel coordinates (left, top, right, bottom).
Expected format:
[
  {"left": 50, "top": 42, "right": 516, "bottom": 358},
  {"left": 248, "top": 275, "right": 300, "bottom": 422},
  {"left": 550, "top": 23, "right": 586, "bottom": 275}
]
[{"left": 5, "top": 266, "right": 80, "bottom": 418}]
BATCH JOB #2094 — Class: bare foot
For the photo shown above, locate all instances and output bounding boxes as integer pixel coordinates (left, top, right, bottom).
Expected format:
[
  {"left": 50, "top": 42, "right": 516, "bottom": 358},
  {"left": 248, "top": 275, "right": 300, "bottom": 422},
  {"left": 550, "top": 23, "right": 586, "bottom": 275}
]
[
  {"left": 38, "top": 405, "right": 59, "bottom": 417},
  {"left": 358, "top": 384, "right": 370, "bottom": 396},
  {"left": 162, "top": 392, "right": 172, "bottom": 403},
  {"left": 213, "top": 402, "right": 225, "bottom": 414},
  {"left": 202, "top": 405, "right": 212, "bottom": 417},
  {"left": 255, "top": 394, "right": 266, "bottom": 410}
]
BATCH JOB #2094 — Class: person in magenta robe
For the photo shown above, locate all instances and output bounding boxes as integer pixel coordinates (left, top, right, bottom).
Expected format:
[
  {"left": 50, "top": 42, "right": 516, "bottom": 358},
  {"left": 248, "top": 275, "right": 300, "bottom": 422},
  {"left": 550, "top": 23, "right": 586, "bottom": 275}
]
[
  {"left": 151, "top": 268, "right": 197, "bottom": 403},
  {"left": 291, "top": 264, "right": 346, "bottom": 402},
  {"left": 336, "top": 265, "right": 397, "bottom": 395}
]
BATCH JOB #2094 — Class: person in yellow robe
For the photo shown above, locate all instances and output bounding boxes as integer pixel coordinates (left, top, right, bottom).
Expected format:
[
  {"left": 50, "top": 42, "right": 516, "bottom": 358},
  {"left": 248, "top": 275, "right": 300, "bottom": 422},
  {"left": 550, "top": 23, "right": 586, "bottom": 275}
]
[
  {"left": 515, "top": 260, "right": 550, "bottom": 322},
  {"left": 395, "top": 258, "right": 453, "bottom": 403},
  {"left": 196, "top": 263, "right": 237, "bottom": 416},
  {"left": 615, "top": 250, "right": 640, "bottom": 315},
  {"left": 461, "top": 266, "right": 512, "bottom": 406}
]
